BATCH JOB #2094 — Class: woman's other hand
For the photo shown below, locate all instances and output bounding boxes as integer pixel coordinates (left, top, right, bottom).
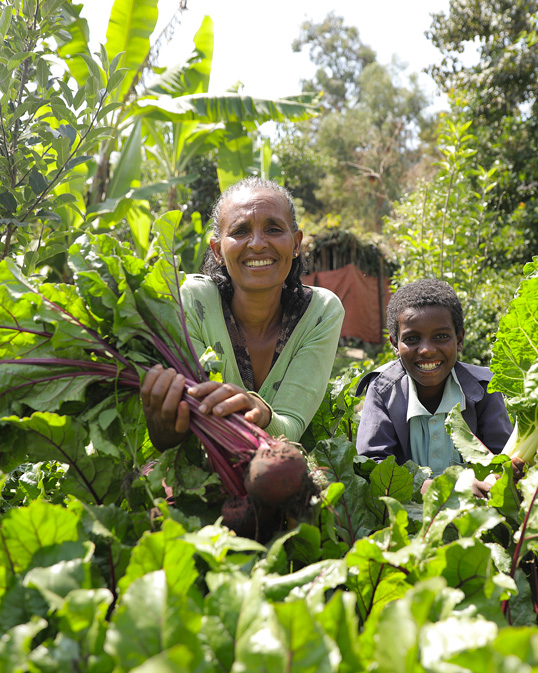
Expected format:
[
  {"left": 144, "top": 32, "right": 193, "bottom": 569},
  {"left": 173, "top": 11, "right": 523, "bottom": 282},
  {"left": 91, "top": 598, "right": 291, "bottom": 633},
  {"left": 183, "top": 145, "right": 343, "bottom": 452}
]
[
  {"left": 141, "top": 365, "right": 190, "bottom": 451},
  {"left": 187, "top": 380, "right": 271, "bottom": 429}
]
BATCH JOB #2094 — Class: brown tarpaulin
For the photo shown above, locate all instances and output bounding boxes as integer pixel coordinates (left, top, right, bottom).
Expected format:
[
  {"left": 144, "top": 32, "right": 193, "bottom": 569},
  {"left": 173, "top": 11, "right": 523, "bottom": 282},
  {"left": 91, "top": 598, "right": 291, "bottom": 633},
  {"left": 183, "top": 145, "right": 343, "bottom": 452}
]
[{"left": 302, "top": 264, "right": 390, "bottom": 343}]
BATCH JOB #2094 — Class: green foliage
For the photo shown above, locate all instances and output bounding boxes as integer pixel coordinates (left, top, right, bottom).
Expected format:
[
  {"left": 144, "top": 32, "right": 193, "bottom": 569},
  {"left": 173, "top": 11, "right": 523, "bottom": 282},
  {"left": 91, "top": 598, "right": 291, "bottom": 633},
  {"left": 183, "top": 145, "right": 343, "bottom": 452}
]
[
  {"left": 385, "top": 115, "right": 521, "bottom": 364},
  {"left": 4, "top": 4, "right": 538, "bottom": 671},
  {"left": 0, "top": 0, "right": 127, "bottom": 273},
  {"left": 427, "top": 1, "right": 538, "bottom": 260},
  {"left": 0, "top": 0, "right": 319, "bottom": 283},
  {"left": 278, "top": 12, "right": 429, "bottom": 230}
]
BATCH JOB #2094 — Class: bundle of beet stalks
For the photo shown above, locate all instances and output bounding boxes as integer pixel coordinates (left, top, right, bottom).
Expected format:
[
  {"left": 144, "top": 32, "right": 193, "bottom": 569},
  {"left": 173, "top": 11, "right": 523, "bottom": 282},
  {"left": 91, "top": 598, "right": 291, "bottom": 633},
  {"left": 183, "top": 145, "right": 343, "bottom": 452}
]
[{"left": 0, "top": 231, "right": 318, "bottom": 538}]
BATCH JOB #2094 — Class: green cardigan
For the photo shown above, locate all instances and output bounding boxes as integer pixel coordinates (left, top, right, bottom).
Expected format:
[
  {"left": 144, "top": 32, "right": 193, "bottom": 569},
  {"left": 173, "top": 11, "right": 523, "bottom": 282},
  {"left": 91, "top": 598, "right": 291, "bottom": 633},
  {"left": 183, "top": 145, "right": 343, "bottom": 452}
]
[{"left": 181, "top": 274, "right": 344, "bottom": 442}]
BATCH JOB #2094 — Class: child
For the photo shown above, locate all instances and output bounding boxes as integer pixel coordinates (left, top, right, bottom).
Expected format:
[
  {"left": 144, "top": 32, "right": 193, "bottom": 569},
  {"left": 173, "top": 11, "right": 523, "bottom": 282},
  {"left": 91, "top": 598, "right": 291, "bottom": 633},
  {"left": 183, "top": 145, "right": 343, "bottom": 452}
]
[{"left": 355, "top": 279, "right": 513, "bottom": 493}]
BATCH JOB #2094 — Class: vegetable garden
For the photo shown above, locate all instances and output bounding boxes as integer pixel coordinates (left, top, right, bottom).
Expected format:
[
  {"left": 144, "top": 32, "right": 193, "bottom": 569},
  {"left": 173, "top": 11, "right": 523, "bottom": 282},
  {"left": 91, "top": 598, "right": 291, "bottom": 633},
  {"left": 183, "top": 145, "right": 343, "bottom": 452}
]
[{"left": 2, "top": 1, "right": 538, "bottom": 671}]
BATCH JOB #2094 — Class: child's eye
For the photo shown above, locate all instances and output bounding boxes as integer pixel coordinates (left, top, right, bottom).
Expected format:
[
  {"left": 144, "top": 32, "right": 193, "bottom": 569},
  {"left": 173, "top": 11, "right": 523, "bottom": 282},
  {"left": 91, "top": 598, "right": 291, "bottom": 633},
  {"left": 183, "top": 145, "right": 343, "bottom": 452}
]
[
  {"left": 402, "top": 335, "right": 419, "bottom": 344},
  {"left": 435, "top": 333, "right": 450, "bottom": 340}
]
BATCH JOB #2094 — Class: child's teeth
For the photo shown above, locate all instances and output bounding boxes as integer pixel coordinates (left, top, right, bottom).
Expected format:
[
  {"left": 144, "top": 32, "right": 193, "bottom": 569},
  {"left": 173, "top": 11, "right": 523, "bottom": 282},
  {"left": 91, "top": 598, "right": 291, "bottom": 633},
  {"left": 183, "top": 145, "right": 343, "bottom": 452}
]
[{"left": 418, "top": 362, "right": 440, "bottom": 370}]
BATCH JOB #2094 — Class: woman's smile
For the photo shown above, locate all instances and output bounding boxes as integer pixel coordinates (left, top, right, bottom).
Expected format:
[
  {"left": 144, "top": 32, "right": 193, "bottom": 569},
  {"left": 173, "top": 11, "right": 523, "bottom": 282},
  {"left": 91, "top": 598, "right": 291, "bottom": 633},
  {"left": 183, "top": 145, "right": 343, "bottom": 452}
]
[{"left": 244, "top": 258, "right": 276, "bottom": 268}]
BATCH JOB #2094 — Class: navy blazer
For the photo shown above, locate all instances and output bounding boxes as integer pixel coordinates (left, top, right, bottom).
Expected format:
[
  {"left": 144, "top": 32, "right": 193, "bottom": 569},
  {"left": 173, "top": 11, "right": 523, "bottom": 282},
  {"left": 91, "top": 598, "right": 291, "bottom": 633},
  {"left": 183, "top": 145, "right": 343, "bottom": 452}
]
[{"left": 355, "top": 360, "right": 513, "bottom": 464}]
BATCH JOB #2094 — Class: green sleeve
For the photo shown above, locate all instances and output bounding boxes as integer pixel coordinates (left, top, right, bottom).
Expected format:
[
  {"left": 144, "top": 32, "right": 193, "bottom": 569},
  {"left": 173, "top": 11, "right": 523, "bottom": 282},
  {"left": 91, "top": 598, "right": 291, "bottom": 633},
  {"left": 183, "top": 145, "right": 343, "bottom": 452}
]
[{"left": 263, "top": 292, "right": 344, "bottom": 442}]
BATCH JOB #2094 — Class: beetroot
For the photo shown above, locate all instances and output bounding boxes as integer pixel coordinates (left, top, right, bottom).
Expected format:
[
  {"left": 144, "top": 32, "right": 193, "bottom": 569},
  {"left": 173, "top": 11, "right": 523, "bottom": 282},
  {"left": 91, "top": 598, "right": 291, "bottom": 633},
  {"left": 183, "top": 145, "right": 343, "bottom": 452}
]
[
  {"left": 244, "top": 443, "right": 309, "bottom": 507},
  {"left": 221, "top": 495, "right": 277, "bottom": 540}
]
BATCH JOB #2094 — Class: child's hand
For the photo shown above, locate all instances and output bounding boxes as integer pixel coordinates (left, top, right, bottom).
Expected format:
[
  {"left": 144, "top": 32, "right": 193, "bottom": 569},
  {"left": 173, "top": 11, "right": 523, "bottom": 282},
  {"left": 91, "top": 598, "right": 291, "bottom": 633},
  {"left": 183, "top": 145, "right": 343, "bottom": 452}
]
[
  {"left": 420, "top": 479, "right": 433, "bottom": 495},
  {"left": 420, "top": 476, "right": 495, "bottom": 499},
  {"left": 471, "top": 477, "right": 493, "bottom": 499},
  {"left": 512, "top": 456, "right": 526, "bottom": 483}
]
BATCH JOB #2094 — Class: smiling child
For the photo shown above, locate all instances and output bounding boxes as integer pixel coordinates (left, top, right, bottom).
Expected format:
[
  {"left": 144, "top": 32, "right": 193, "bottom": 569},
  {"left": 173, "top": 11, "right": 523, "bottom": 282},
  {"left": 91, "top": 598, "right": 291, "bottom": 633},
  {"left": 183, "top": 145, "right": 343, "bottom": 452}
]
[{"left": 355, "top": 279, "right": 513, "bottom": 488}]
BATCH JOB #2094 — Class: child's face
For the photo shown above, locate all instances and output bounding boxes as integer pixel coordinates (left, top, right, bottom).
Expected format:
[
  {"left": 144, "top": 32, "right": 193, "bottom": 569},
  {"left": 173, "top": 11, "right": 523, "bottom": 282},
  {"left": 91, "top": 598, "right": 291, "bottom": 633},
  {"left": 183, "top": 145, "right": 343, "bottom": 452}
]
[{"left": 390, "top": 306, "right": 464, "bottom": 400}]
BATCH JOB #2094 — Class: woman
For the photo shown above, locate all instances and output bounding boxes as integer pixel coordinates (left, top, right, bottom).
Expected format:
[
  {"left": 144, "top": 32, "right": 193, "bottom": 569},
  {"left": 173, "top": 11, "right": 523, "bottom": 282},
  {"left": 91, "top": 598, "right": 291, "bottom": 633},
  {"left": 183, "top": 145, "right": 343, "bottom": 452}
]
[{"left": 141, "top": 177, "right": 344, "bottom": 450}]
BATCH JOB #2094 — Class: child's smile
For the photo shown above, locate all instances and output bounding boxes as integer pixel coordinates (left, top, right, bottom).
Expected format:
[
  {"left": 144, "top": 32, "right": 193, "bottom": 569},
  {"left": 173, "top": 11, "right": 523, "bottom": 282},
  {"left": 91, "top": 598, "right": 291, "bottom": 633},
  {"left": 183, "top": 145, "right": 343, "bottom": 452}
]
[{"left": 391, "top": 306, "right": 464, "bottom": 408}]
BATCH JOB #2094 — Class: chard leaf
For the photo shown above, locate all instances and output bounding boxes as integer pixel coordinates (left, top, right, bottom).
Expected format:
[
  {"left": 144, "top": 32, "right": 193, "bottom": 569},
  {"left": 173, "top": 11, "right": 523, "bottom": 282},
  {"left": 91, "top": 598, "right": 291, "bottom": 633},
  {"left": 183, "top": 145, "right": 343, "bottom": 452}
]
[
  {"left": 419, "top": 467, "right": 484, "bottom": 545},
  {"left": 490, "top": 257, "right": 538, "bottom": 397},
  {"left": 0, "top": 618, "right": 48, "bottom": 672},
  {"left": 495, "top": 623, "right": 538, "bottom": 660},
  {"left": 420, "top": 616, "right": 498, "bottom": 669},
  {"left": 452, "top": 506, "right": 505, "bottom": 539},
  {"left": 448, "top": 644, "right": 532, "bottom": 673},
  {"left": 204, "top": 575, "right": 251, "bottom": 671},
  {"left": 0, "top": 361, "right": 109, "bottom": 417},
  {"left": 445, "top": 404, "right": 495, "bottom": 465},
  {"left": 316, "top": 590, "right": 361, "bottom": 673},
  {"left": 261, "top": 559, "right": 347, "bottom": 604},
  {"left": 24, "top": 558, "right": 94, "bottom": 610},
  {"left": 378, "top": 496, "right": 411, "bottom": 550},
  {"left": 272, "top": 600, "right": 340, "bottom": 672},
  {"left": 55, "top": 588, "right": 114, "bottom": 647},
  {"left": 415, "top": 539, "right": 496, "bottom": 605},
  {"left": 513, "top": 465, "right": 538, "bottom": 559},
  {"left": 366, "top": 456, "right": 414, "bottom": 524},
  {"left": 105, "top": 570, "right": 204, "bottom": 670},
  {"left": 0, "top": 413, "right": 125, "bottom": 504},
  {"left": 181, "top": 525, "right": 265, "bottom": 571},
  {"left": 0, "top": 500, "right": 80, "bottom": 574},
  {"left": 505, "top": 568, "right": 538, "bottom": 627},
  {"left": 346, "top": 538, "right": 411, "bottom": 624},
  {"left": 313, "top": 437, "right": 377, "bottom": 548},
  {"left": 233, "top": 595, "right": 289, "bottom": 672},
  {"left": 360, "top": 578, "right": 451, "bottom": 672},
  {"left": 117, "top": 520, "right": 196, "bottom": 595}
]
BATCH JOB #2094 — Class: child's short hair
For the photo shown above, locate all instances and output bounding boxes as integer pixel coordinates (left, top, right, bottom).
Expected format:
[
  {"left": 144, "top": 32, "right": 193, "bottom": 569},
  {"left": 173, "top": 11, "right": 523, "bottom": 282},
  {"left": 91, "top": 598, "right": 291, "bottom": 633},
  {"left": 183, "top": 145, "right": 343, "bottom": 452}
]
[{"left": 387, "top": 278, "right": 464, "bottom": 341}]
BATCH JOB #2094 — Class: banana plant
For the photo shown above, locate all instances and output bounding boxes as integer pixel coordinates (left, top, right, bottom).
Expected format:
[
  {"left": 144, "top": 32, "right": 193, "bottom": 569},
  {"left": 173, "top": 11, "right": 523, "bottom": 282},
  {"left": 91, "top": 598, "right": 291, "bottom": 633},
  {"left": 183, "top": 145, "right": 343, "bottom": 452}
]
[{"left": 81, "top": 10, "right": 318, "bottom": 239}]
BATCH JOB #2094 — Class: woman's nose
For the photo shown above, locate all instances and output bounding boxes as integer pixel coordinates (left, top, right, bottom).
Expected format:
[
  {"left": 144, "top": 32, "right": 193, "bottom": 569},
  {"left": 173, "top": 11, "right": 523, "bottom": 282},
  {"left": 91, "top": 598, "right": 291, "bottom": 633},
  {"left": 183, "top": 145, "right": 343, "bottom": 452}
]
[{"left": 248, "top": 229, "right": 266, "bottom": 249}]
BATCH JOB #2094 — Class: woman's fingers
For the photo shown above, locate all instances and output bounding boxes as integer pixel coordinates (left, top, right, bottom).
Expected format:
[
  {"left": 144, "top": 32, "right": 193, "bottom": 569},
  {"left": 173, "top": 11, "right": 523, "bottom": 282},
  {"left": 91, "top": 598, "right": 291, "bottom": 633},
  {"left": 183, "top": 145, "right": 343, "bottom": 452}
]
[
  {"left": 160, "top": 374, "right": 187, "bottom": 422},
  {"left": 175, "top": 399, "right": 190, "bottom": 435},
  {"left": 188, "top": 381, "right": 270, "bottom": 428},
  {"left": 141, "top": 366, "right": 190, "bottom": 450}
]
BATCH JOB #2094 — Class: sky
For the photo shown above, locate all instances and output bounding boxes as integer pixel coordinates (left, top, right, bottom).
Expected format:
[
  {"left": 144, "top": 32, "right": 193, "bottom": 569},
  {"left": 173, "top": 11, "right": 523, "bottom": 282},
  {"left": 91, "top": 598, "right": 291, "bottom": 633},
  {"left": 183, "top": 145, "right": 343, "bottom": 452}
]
[{"left": 80, "top": 0, "right": 452, "bottom": 111}]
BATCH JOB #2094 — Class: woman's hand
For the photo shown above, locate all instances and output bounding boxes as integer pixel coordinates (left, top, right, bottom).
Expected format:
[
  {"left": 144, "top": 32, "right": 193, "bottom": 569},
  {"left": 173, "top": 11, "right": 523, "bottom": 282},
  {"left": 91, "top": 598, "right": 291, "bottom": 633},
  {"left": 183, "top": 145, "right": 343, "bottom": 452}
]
[
  {"left": 187, "top": 380, "right": 272, "bottom": 429},
  {"left": 141, "top": 365, "right": 190, "bottom": 451}
]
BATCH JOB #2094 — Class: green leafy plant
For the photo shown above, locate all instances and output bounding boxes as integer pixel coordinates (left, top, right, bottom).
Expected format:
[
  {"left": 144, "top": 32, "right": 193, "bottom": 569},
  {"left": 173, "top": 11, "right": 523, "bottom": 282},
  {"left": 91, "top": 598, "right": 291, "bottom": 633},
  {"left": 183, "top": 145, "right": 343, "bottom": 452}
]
[
  {"left": 0, "top": 0, "right": 127, "bottom": 273},
  {"left": 384, "top": 114, "right": 521, "bottom": 364}
]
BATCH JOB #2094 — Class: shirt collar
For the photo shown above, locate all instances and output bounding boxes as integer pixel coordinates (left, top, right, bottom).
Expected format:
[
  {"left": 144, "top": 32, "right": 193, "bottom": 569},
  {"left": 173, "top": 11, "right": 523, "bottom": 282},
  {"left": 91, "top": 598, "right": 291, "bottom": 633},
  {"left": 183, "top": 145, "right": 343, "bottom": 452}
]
[{"left": 406, "top": 368, "right": 466, "bottom": 421}]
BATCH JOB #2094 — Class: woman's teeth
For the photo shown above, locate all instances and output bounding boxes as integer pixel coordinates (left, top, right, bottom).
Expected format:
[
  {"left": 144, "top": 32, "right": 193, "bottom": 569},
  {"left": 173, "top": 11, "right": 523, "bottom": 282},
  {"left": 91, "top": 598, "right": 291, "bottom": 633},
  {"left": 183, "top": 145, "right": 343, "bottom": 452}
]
[{"left": 245, "top": 259, "right": 273, "bottom": 267}]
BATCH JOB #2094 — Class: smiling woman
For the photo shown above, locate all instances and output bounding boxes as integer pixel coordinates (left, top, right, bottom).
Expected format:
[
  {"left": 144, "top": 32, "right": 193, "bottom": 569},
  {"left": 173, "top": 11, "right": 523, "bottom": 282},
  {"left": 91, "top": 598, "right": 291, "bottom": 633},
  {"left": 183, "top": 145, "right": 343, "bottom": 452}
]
[{"left": 141, "top": 177, "right": 345, "bottom": 451}]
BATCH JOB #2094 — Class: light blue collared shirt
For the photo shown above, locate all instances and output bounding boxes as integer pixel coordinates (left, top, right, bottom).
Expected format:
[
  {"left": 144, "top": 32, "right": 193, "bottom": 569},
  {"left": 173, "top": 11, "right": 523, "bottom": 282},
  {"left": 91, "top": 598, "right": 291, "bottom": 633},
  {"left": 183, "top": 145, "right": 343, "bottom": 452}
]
[{"left": 407, "top": 369, "right": 466, "bottom": 477}]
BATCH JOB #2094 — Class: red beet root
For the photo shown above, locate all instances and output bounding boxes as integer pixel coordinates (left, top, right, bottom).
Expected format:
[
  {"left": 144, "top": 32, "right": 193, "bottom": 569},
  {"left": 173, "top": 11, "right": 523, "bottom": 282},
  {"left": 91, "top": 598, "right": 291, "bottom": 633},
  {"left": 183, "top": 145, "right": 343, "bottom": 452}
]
[
  {"left": 244, "top": 443, "right": 308, "bottom": 507},
  {"left": 221, "top": 495, "right": 277, "bottom": 540}
]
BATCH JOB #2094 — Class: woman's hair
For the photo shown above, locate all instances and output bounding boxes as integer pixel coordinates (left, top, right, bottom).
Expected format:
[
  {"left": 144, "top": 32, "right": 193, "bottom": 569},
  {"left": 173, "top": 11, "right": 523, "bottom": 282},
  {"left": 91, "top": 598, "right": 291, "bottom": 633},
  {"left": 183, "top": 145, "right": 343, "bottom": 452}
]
[
  {"left": 386, "top": 278, "right": 464, "bottom": 341},
  {"left": 200, "top": 177, "right": 306, "bottom": 309}
]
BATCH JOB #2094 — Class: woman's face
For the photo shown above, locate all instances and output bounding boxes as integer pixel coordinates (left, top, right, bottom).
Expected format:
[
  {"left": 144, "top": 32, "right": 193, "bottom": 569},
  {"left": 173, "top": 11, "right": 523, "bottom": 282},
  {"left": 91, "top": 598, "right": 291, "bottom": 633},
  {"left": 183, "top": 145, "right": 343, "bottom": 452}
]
[{"left": 210, "top": 187, "right": 302, "bottom": 295}]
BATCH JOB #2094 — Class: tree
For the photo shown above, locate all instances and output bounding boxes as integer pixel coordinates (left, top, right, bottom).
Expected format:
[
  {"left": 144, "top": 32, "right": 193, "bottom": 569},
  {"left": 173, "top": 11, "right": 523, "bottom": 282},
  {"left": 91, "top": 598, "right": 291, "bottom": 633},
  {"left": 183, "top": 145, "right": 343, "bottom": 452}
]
[
  {"left": 279, "top": 14, "right": 430, "bottom": 232},
  {"left": 384, "top": 117, "right": 521, "bottom": 364},
  {"left": 427, "top": 0, "right": 538, "bottom": 263},
  {"left": 0, "top": 0, "right": 320, "bottom": 276},
  {"left": 292, "top": 12, "right": 376, "bottom": 112}
]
